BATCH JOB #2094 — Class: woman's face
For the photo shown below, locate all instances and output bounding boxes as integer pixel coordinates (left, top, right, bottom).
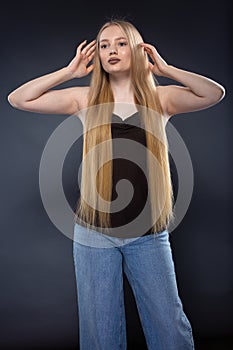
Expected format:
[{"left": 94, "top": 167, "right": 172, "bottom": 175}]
[{"left": 98, "top": 25, "right": 131, "bottom": 75}]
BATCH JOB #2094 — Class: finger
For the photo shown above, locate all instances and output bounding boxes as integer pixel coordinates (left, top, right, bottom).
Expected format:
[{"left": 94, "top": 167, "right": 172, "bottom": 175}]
[
  {"left": 148, "top": 62, "right": 154, "bottom": 71},
  {"left": 76, "top": 40, "right": 87, "bottom": 53},
  {"left": 143, "top": 48, "right": 155, "bottom": 63},
  {"left": 140, "top": 43, "right": 158, "bottom": 56},
  {"left": 85, "top": 43, "right": 97, "bottom": 58},
  {"left": 84, "top": 52, "right": 95, "bottom": 65},
  {"left": 86, "top": 50, "right": 96, "bottom": 63},
  {"left": 142, "top": 46, "right": 154, "bottom": 55},
  {"left": 81, "top": 40, "right": 96, "bottom": 55},
  {"left": 81, "top": 49, "right": 96, "bottom": 65},
  {"left": 140, "top": 42, "right": 154, "bottom": 50},
  {"left": 86, "top": 63, "right": 94, "bottom": 74}
]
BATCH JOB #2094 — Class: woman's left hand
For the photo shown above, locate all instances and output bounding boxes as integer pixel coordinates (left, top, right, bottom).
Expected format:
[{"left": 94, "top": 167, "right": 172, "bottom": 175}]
[{"left": 140, "top": 43, "right": 169, "bottom": 76}]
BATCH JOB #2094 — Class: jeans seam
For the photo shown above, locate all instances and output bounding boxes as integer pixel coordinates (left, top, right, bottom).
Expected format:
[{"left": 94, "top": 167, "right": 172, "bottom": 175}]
[
  {"left": 123, "top": 260, "right": 141, "bottom": 321},
  {"left": 119, "top": 281, "right": 124, "bottom": 349}
]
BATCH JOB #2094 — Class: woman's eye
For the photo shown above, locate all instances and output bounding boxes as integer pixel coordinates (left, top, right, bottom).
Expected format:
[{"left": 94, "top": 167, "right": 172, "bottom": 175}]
[{"left": 100, "top": 42, "right": 127, "bottom": 49}]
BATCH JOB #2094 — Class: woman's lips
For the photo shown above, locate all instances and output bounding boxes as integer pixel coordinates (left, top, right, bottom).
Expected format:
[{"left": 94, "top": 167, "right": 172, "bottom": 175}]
[{"left": 108, "top": 58, "right": 120, "bottom": 64}]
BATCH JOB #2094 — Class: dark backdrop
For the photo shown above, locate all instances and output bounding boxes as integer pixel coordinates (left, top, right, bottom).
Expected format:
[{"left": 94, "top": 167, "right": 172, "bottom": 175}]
[{"left": 1, "top": 1, "right": 232, "bottom": 349}]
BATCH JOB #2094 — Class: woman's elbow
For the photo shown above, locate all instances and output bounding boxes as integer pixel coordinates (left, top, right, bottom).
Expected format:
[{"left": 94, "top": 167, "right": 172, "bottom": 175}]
[
  {"left": 208, "top": 85, "right": 226, "bottom": 105},
  {"left": 215, "top": 84, "right": 226, "bottom": 102},
  {"left": 7, "top": 92, "right": 25, "bottom": 109}
]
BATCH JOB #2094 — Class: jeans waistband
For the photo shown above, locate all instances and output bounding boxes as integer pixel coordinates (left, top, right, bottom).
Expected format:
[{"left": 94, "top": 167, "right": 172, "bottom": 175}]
[{"left": 73, "top": 223, "right": 168, "bottom": 248}]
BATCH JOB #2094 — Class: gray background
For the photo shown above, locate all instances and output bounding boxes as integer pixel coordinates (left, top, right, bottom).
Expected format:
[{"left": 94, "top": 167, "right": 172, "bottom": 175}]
[{"left": 1, "top": 0, "right": 232, "bottom": 349}]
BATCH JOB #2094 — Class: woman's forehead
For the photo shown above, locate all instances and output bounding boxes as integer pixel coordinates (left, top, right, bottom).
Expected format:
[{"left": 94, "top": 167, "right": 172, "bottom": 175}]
[{"left": 99, "top": 25, "right": 126, "bottom": 41}]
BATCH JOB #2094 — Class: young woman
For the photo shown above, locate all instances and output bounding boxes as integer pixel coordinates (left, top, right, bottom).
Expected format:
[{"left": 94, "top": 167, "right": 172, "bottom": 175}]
[{"left": 8, "top": 19, "right": 225, "bottom": 350}]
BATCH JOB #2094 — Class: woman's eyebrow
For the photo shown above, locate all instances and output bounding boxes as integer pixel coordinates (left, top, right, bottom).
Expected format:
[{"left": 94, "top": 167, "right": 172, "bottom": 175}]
[{"left": 99, "top": 36, "right": 127, "bottom": 42}]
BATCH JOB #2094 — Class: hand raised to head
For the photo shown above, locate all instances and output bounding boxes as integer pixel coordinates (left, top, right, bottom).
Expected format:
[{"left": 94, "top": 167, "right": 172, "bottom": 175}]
[
  {"left": 140, "top": 43, "right": 169, "bottom": 76},
  {"left": 67, "top": 39, "right": 97, "bottom": 78}
]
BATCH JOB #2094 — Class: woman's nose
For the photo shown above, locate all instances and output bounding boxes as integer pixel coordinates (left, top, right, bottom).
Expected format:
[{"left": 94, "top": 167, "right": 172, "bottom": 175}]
[{"left": 109, "top": 46, "right": 117, "bottom": 55}]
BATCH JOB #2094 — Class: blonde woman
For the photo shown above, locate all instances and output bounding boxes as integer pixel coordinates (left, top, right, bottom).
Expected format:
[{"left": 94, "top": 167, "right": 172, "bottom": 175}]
[{"left": 8, "top": 19, "right": 225, "bottom": 350}]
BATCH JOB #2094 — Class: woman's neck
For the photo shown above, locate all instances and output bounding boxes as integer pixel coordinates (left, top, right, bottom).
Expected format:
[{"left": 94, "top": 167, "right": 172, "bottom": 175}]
[
  {"left": 109, "top": 75, "right": 138, "bottom": 117},
  {"left": 109, "top": 75, "right": 134, "bottom": 103}
]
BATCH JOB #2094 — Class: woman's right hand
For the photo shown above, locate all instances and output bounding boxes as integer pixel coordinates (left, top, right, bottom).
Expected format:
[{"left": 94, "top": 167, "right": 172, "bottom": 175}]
[
  {"left": 67, "top": 39, "right": 97, "bottom": 78},
  {"left": 8, "top": 39, "right": 97, "bottom": 115}
]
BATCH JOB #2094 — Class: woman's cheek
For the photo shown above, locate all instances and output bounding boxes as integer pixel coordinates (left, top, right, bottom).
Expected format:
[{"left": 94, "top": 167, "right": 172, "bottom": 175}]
[
  {"left": 99, "top": 56, "right": 107, "bottom": 71},
  {"left": 101, "top": 61, "right": 109, "bottom": 73}
]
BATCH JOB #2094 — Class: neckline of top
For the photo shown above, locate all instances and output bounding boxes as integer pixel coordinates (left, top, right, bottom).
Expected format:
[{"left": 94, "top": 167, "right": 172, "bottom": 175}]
[{"left": 112, "top": 111, "right": 139, "bottom": 123}]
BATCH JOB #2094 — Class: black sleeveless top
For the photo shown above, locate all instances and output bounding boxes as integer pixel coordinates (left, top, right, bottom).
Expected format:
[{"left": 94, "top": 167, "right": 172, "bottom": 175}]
[
  {"left": 76, "top": 112, "right": 166, "bottom": 237},
  {"left": 110, "top": 111, "right": 154, "bottom": 236}
]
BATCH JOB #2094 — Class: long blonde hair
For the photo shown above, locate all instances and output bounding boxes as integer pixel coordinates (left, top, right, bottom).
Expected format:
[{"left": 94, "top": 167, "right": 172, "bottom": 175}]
[{"left": 74, "top": 19, "right": 175, "bottom": 235}]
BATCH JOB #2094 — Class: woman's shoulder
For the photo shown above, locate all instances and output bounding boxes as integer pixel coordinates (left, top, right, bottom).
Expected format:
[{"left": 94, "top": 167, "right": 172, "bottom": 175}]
[{"left": 156, "top": 84, "right": 168, "bottom": 99}]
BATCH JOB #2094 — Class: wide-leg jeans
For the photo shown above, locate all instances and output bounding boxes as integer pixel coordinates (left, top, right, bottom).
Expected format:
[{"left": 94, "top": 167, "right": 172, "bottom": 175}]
[{"left": 73, "top": 223, "right": 195, "bottom": 350}]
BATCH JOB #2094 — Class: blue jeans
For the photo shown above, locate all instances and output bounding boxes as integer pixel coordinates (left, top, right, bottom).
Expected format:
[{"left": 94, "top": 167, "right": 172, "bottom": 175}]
[{"left": 73, "top": 223, "right": 195, "bottom": 350}]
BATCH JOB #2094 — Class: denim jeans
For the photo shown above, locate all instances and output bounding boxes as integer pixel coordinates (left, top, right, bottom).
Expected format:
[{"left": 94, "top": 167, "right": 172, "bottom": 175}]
[{"left": 73, "top": 223, "right": 195, "bottom": 350}]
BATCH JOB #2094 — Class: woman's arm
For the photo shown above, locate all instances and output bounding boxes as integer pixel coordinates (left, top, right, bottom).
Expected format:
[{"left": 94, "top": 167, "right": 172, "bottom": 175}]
[
  {"left": 141, "top": 42, "right": 226, "bottom": 118},
  {"left": 8, "top": 39, "right": 96, "bottom": 115}
]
